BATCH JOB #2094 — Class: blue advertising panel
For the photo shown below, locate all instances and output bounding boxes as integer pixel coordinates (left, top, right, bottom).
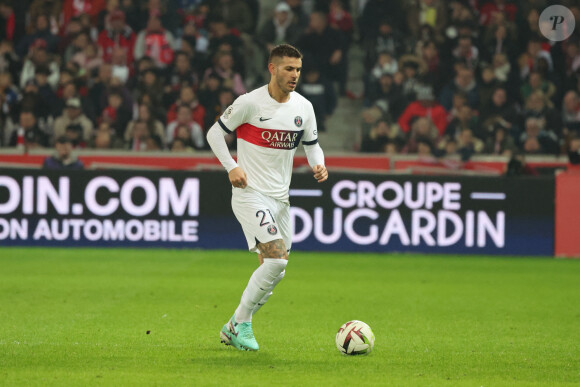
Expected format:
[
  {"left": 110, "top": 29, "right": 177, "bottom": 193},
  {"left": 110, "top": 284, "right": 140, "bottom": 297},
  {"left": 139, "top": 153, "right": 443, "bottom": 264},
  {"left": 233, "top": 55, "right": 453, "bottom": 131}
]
[
  {"left": 0, "top": 170, "right": 554, "bottom": 255},
  {"left": 289, "top": 174, "right": 555, "bottom": 256}
]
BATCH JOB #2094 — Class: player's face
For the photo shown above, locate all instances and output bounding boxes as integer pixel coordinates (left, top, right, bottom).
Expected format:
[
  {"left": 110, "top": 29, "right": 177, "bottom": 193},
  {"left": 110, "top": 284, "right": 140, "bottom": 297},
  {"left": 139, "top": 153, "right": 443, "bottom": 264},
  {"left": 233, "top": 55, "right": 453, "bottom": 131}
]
[{"left": 274, "top": 57, "right": 302, "bottom": 94}]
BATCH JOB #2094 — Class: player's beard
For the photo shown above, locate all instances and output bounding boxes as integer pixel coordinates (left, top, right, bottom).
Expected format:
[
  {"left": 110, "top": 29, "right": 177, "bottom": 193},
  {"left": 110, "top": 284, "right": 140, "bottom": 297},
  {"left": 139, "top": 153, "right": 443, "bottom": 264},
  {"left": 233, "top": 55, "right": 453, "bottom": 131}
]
[{"left": 276, "top": 73, "right": 296, "bottom": 94}]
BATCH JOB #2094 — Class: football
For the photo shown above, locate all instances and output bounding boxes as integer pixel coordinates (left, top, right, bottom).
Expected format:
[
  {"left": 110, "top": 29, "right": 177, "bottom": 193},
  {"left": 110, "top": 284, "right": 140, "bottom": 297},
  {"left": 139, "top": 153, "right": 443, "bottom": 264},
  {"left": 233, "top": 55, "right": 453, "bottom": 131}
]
[{"left": 335, "top": 320, "right": 375, "bottom": 355}]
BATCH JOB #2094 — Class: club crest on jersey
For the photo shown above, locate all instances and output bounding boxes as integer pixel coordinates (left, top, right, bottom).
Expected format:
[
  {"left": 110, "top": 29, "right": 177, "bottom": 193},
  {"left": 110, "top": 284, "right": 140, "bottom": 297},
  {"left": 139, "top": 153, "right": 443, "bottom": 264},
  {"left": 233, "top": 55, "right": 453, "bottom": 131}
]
[
  {"left": 223, "top": 105, "right": 234, "bottom": 119},
  {"left": 294, "top": 116, "right": 303, "bottom": 127},
  {"left": 267, "top": 224, "right": 278, "bottom": 235}
]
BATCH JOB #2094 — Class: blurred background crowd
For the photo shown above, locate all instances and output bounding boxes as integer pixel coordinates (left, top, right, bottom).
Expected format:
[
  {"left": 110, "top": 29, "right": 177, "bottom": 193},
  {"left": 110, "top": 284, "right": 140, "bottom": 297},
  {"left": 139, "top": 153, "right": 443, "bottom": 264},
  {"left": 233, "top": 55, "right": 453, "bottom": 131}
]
[{"left": 0, "top": 0, "right": 580, "bottom": 161}]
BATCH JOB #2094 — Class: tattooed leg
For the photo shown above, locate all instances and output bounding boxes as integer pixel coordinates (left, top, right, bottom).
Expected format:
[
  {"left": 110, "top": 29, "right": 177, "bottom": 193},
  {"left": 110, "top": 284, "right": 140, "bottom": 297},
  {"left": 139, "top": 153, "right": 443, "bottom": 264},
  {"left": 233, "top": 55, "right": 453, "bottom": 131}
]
[{"left": 256, "top": 239, "right": 288, "bottom": 260}]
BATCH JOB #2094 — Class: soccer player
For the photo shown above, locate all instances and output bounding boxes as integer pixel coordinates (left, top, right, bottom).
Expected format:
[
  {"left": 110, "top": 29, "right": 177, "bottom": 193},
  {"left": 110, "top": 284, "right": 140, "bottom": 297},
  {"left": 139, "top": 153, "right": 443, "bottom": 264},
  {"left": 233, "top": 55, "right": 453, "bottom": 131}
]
[{"left": 207, "top": 44, "right": 328, "bottom": 351}]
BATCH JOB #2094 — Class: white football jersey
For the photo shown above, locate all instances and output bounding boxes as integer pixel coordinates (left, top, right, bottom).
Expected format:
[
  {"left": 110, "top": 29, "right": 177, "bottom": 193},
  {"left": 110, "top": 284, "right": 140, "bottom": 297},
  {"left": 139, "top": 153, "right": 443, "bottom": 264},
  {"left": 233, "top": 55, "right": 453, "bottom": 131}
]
[{"left": 218, "top": 85, "right": 319, "bottom": 202}]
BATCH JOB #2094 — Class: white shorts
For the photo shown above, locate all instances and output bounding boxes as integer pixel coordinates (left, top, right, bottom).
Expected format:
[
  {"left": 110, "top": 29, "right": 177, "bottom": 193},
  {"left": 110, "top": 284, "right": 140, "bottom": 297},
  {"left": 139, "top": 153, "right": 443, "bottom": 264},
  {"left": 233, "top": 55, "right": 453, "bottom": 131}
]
[{"left": 231, "top": 187, "right": 291, "bottom": 253}]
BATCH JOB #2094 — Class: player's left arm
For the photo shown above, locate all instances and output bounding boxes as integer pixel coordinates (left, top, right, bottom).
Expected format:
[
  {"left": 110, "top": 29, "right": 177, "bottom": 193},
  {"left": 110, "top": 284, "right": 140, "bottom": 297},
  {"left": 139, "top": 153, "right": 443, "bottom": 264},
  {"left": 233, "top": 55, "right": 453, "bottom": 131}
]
[{"left": 302, "top": 101, "right": 328, "bottom": 183}]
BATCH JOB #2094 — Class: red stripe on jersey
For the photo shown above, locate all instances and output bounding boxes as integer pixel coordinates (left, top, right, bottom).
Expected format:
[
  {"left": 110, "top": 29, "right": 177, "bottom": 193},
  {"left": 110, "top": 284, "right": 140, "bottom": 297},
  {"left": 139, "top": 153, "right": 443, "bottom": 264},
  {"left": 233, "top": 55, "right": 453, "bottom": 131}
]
[{"left": 237, "top": 123, "right": 304, "bottom": 150}]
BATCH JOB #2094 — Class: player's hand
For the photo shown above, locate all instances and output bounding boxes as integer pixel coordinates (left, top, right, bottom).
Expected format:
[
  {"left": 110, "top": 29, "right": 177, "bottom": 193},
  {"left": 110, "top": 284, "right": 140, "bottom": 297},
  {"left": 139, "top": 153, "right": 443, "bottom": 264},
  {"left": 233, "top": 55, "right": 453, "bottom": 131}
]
[
  {"left": 313, "top": 164, "right": 328, "bottom": 183},
  {"left": 229, "top": 167, "right": 247, "bottom": 189}
]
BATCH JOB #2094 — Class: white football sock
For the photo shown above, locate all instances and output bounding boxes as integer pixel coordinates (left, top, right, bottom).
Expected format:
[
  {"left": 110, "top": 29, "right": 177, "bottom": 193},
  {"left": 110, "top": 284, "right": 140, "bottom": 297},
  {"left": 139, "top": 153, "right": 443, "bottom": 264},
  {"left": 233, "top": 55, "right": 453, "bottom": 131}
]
[
  {"left": 234, "top": 258, "right": 288, "bottom": 323},
  {"left": 252, "top": 270, "right": 285, "bottom": 315}
]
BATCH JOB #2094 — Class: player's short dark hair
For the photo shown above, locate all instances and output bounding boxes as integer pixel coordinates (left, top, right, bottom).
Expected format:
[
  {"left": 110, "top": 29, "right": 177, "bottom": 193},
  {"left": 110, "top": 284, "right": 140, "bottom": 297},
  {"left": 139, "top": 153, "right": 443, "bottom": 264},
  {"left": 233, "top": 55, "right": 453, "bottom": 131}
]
[{"left": 269, "top": 44, "right": 303, "bottom": 64}]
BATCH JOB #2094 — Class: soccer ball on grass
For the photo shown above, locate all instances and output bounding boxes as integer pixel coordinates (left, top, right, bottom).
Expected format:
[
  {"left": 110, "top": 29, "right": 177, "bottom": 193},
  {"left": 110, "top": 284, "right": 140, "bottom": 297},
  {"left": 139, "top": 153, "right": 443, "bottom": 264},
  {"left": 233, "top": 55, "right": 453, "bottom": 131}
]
[{"left": 335, "top": 320, "right": 375, "bottom": 355}]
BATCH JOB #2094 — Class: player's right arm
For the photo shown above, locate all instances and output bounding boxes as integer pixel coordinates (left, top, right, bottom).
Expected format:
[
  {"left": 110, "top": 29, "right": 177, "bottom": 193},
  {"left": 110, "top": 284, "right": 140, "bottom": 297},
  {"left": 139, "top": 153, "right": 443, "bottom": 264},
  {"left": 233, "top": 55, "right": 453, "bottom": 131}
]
[{"left": 206, "top": 94, "right": 255, "bottom": 188}]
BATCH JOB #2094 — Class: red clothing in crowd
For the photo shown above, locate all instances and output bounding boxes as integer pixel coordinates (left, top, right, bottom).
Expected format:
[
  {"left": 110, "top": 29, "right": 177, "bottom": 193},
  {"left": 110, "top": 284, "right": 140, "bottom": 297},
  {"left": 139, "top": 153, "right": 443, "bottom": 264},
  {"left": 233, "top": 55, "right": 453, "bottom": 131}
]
[
  {"left": 144, "top": 31, "right": 174, "bottom": 67},
  {"left": 3, "top": 11, "right": 14, "bottom": 41},
  {"left": 398, "top": 101, "right": 448, "bottom": 135},
  {"left": 62, "top": 0, "right": 105, "bottom": 25},
  {"left": 97, "top": 27, "right": 136, "bottom": 64},
  {"left": 167, "top": 101, "right": 206, "bottom": 130}
]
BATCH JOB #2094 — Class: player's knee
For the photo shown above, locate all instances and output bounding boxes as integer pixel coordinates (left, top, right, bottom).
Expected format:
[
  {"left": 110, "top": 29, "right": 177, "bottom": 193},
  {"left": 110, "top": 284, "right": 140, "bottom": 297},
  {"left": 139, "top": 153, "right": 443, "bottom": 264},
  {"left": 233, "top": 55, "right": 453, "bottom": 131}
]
[{"left": 277, "top": 269, "right": 286, "bottom": 282}]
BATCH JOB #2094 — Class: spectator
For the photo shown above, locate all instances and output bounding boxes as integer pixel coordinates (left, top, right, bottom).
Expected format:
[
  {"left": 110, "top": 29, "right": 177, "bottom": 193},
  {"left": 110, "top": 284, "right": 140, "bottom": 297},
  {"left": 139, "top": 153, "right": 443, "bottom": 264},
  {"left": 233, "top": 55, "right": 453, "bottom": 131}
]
[
  {"left": 209, "top": 0, "right": 254, "bottom": 35},
  {"left": 20, "top": 39, "right": 60, "bottom": 90},
  {"left": 562, "top": 90, "right": 580, "bottom": 136},
  {"left": 451, "top": 35, "right": 479, "bottom": 71},
  {"left": 296, "top": 11, "right": 348, "bottom": 94},
  {"left": 93, "top": 122, "right": 113, "bottom": 149},
  {"left": 207, "top": 19, "right": 245, "bottom": 73},
  {"left": 506, "top": 152, "right": 538, "bottom": 176},
  {"left": 257, "top": 1, "right": 304, "bottom": 53},
  {"left": 365, "top": 72, "right": 404, "bottom": 119},
  {"left": 522, "top": 90, "right": 561, "bottom": 138},
  {"left": 62, "top": 0, "right": 105, "bottom": 27},
  {"left": 101, "top": 90, "right": 132, "bottom": 140},
  {"left": 0, "top": 71, "right": 17, "bottom": 130},
  {"left": 198, "top": 73, "right": 222, "bottom": 120},
  {"left": 369, "top": 52, "right": 398, "bottom": 84},
  {"left": 480, "top": 86, "right": 520, "bottom": 138},
  {"left": 171, "top": 124, "right": 197, "bottom": 151},
  {"left": 445, "top": 105, "right": 479, "bottom": 143},
  {"left": 519, "top": 116, "right": 559, "bottom": 155},
  {"left": 165, "top": 50, "right": 199, "bottom": 99},
  {"left": 19, "top": 79, "right": 54, "bottom": 129},
  {"left": 363, "top": 17, "right": 405, "bottom": 72},
  {"left": 520, "top": 70, "right": 556, "bottom": 103},
  {"left": 128, "top": 119, "right": 152, "bottom": 151},
  {"left": 478, "top": 66, "right": 501, "bottom": 110},
  {"left": 563, "top": 38, "right": 580, "bottom": 77},
  {"left": 9, "top": 110, "right": 49, "bottom": 149},
  {"left": 166, "top": 85, "right": 206, "bottom": 130},
  {"left": 0, "top": 1, "right": 23, "bottom": 43},
  {"left": 397, "top": 56, "right": 424, "bottom": 103},
  {"left": 42, "top": 135, "right": 84, "bottom": 169},
  {"left": 134, "top": 13, "right": 176, "bottom": 68},
  {"left": 0, "top": 40, "right": 19, "bottom": 83},
  {"left": 567, "top": 136, "right": 580, "bottom": 164},
  {"left": 360, "top": 118, "right": 397, "bottom": 153},
  {"left": 297, "top": 63, "right": 337, "bottom": 132},
  {"left": 203, "top": 51, "right": 246, "bottom": 97},
  {"left": 439, "top": 66, "right": 479, "bottom": 111},
  {"left": 405, "top": 0, "right": 447, "bottom": 45},
  {"left": 72, "top": 42, "right": 103, "bottom": 78},
  {"left": 359, "top": 0, "right": 406, "bottom": 42},
  {"left": 53, "top": 97, "right": 94, "bottom": 144},
  {"left": 97, "top": 9, "right": 136, "bottom": 66},
  {"left": 89, "top": 63, "right": 113, "bottom": 114},
  {"left": 405, "top": 116, "right": 440, "bottom": 153},
  {"left": 16, "top": 14, "right": 59, "bottom": 57},
  {"left": 484, "top": 123, "right": 517, "bottom": 156},
  {"left": 165, "top": 104, "right": 205, "bottom": 149},
  {"left": 398, "top": 85, "right": 447, "bottom": 136},
  {"left": 482, "top": 21, "right": 517, "bottom": 63},
  {"left": 33, "top": 65, "right": 58, "bottom": 116},
  {"left": 417, "top": 40, "right": 442, "bottom": 89},
  {"left": 63, "top": 31, "right": 90, "bottom": 64},
  {"left": 111, "top": 46, "right": 131, "bottom": 85},
  {"left": 518, "top": 35, "right": 553, "bottom": 81},
  {"left": 170, "top": 137, "right": 193, "bottom": 152},
  {"left": 456, "top": 128, "right": 484, "bottom": 160},
  {"left": 328, "top": 0, "right": 354, "bottom": 45},
  {"left": 124, "top": 103, "right": 165, "bottom": 146}
]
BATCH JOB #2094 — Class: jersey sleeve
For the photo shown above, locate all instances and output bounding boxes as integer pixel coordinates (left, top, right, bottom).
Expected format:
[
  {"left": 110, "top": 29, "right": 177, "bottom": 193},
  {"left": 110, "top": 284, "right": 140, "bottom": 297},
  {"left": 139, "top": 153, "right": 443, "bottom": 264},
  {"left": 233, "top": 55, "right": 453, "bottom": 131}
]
[
  {"left": 217, "top": 94, "right": 255, "bottom": 134},
  {"left": 301, "top": 100, "right": 319, "bottom": 146}
]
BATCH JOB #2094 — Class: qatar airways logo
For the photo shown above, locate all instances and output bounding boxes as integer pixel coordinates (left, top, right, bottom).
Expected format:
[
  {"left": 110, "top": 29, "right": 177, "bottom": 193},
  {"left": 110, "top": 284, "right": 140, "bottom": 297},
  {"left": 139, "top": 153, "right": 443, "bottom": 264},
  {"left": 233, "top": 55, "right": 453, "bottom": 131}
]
[{"left": 261, "top": 130, "right": 302, "bottom": 149}]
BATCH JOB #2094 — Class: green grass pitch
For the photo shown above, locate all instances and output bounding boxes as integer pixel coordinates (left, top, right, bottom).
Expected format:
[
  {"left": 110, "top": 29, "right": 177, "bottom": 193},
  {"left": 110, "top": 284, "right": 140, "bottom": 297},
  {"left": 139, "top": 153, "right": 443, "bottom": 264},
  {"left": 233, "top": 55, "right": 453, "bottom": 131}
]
[{"left": 0, "top": 248, "right": 579, "bottom": 386}]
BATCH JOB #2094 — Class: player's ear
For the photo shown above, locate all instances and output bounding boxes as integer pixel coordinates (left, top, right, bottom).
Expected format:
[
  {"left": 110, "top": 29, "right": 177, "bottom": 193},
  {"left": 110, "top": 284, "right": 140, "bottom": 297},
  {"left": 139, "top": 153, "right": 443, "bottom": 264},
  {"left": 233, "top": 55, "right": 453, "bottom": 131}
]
[{"left": 268, "top": 62, "right": 276, "bottom": 76}]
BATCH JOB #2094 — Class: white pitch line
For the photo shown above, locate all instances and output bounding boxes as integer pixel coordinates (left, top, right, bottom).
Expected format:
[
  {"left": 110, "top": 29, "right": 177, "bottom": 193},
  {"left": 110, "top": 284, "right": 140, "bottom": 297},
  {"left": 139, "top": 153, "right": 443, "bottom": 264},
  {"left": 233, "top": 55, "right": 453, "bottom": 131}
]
[
  {"left": 470, "top": 192, "right": 506, "bottom": 200},
  {"left": 289, "top": 189, "right": 323, "bottom": 197}
]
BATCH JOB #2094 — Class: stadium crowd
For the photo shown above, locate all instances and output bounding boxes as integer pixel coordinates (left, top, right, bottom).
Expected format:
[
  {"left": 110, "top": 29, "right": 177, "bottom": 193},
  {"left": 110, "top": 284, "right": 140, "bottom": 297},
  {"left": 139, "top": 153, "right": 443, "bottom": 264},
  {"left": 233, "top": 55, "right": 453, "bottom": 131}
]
[{"left": 0, "top": 0, "right": 579, "bottom": 160}]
